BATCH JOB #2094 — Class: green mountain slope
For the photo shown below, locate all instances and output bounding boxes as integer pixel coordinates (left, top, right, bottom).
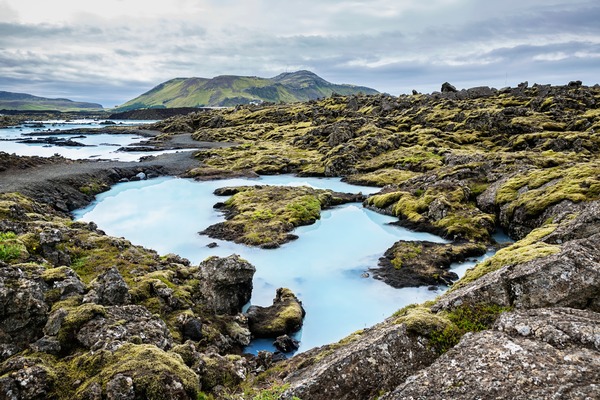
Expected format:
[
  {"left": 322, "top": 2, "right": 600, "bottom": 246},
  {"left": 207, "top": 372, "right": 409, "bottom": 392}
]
[
  {"left": 0, "top": 91, "right": 103, "bottom": 111},
  {"left": 114, "top": 70, "right": 378, "bottom": 110}
]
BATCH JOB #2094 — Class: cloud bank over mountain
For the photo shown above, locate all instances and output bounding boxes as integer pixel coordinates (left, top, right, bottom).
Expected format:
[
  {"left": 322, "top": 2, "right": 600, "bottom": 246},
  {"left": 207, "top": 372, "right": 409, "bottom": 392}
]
[{"left": 1, "top": 0, "right": 598, "bottom": 107}]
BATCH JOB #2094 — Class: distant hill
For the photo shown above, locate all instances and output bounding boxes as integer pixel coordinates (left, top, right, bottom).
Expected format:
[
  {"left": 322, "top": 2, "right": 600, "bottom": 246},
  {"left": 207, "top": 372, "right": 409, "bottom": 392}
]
[
  {"left": 0, "top": 91, "right": 103, "bottom": 111},
  {"left": 114, "top": 70, "right": 379, "bottom": 111}
]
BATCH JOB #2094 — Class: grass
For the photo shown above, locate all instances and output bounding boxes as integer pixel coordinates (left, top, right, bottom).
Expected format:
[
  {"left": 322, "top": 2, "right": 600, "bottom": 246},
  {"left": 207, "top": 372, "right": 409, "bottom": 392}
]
[{"left": 0, "top": 231, "right": 25, "bottom": 262}]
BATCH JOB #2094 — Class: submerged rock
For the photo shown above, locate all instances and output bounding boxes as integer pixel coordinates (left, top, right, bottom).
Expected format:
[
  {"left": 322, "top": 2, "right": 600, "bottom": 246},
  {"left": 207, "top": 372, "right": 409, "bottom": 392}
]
[{"left": 246, "top": 288, "right": 305, "bottom": 338}]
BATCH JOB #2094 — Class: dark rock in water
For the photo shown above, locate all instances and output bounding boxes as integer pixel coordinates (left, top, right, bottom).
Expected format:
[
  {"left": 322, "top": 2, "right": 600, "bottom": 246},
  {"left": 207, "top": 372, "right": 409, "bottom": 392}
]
[
  {"left": 84, "top": 267, "right": 131, "bottom": 306},
  {"left": 373, "top": 241, "right": 485, "bottom": 288},
  {"left": 17, "top": 137, "right": 88, "bottom": 147},
  {"left": 273, "top": 334, "right": 300, "bottom": 353},
  {"left": 381, "top": 308, "right": 600, "bottom": 399},
  {"left": 441, "top": 82, "right": 458, "bottom": 93},
  {"left": 246, "top": 288, "right": 305, "bottom": 338},
  {"left": 206, "top": 242, "right": 219, "bottom": 248},
  {"left": 129, "top": 172, "right": 147, "bottom": 181},
  {"left": 197, "top": 255, "right": 256, "bottom": 315},
  {"left": 182, "top": 317, "right": 203, "bottom": 341}
]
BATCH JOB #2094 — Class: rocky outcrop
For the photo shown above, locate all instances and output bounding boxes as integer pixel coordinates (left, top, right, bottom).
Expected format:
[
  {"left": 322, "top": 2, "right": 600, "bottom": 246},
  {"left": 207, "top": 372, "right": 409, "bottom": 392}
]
[
  {"left": 197, "top": 255, "right": 255, "bottom": 315},
  {"left": 281, "top": 322, "right": 437, "bottom": 400},
  {"left": 83, "top": 267, "right": 131, "bottom": 306},
  {"left": 433, "top": 232, "right": 600, "bottom": 313},
  {"left": 246, "top": 288, "right": 305, "bottom": 338},
  {"left": 75, "top": 305, "right": 173, "bottom": 351},
  {"left": 0, "top": 264, "right": 49, "bottom": 361},
  {"left": 381, "top": 308, "right": 600, "bottom": 399}
]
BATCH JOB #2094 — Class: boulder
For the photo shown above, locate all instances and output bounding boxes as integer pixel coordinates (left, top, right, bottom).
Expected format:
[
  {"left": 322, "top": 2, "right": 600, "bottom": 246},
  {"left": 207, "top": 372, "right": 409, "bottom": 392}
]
[
  {"left": 197, "top": 255, "right": 256, "bottom": 315},
  {"left": 0, "top": 265, "right": 49, "bottom": 361},
  {"left": 76, "top": 305, "right": 173, "bottom": 351},
  {"left": 84, "top": 267, "right": 131, "bottom": 306},
  {"left": 41, "top": 266, "right": 85, "bottom": 301},
  {"left": 433, "top": 233, "right": 600, "bottom": 313},
  {"left": 182, "top": 317, "right": 203, "bottom": 342},
  {"left": 246, "top": 288, "right": 305, "bottom": 338},
  {"left": 282, "top": 322, "right": 437, "bottom": 400},
  {"left": 39, "top": 228, "right": 70, "bottom": 266},
  {"left": 0, "top": 357, "right": 53, "bottom": 400},
  {"left": 273, "top": 335, "right": 300, "bottom": 353},
  {"left": 441, "top": 82, "right": 458, "bottom": 93},
  {"left": 381, "top": 308, "right": 600, "bottom": 399}
]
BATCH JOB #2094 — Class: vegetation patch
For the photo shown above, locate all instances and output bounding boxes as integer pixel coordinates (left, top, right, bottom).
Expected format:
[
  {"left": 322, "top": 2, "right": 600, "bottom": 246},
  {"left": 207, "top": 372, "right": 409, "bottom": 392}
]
[
  {"left": 202, "top": 185, "right": 362, "bottom": 247},
  {"left": 453, "top": 224, "right": 560, "bottom": 290}
]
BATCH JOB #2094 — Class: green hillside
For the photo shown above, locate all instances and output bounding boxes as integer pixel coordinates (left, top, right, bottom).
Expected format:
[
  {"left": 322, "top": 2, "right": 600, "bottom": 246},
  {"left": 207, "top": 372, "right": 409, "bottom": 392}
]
[
  {"left": 114, "top": 70, "right": 378, "bottom": 111},
  {"left": 0, "top": 91, "right": 103, "bottom": 111}
]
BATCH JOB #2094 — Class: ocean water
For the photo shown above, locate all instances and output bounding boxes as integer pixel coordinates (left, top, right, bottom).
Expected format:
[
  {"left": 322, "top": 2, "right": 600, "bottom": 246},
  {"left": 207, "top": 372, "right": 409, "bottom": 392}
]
[
  {"left": 0, "top": 119, "right": 178, "bottom": 161},
  {"left": 74, "top": 175, "right": 494, "bottom": 354}
]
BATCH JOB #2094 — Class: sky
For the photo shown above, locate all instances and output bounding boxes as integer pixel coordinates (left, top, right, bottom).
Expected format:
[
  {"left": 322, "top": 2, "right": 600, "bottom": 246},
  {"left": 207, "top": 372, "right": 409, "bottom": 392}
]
[{"left": 1, "top": 0, "right": 599, "bottom": 108}]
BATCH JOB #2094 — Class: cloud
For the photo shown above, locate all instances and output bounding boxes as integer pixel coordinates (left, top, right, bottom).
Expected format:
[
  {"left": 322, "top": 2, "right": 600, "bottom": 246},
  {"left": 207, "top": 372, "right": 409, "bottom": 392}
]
[{"left": 0, "top": 0, "right": 598, "bottom": 106}]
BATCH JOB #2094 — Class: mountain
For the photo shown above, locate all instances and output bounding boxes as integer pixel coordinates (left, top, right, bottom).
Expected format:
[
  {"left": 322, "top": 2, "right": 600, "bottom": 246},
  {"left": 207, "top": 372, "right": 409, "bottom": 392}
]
[
  {"left": 114, "top": 70, "right": 379, "bottom": 111},
  {"left": 0, "top": 91, "right": 103, "bottom": 111}
]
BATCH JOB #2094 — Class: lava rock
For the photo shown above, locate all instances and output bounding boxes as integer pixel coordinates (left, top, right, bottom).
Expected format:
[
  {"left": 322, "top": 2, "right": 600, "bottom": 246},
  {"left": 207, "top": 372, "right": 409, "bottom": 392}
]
[
  {"left": 197, "top": 255, "right": 256, "bottom": 315},
  {"left": 84, "top": 267, "right": 131, "bottom": 306},
  {"left": 182, "top": 318, "right": 203, "bottom": 341},
  {"left": 441, "top": 82, "right": 458, "bottom": 93},
  {"left": 273, "top": 335, "right": 300, "bottom": 353},
  {"left": 246, "top": 288, "right": 305, "bottom": 338}
]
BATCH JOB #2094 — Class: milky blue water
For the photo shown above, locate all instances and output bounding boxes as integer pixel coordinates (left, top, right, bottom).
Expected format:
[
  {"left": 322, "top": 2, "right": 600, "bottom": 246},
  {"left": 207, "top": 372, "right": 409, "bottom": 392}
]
[
  {"left": 73, "top": 175, "right": 492, "bottom": 354},
  {"left": 0, "top": 119, "right": 178, "bottom": 161}
]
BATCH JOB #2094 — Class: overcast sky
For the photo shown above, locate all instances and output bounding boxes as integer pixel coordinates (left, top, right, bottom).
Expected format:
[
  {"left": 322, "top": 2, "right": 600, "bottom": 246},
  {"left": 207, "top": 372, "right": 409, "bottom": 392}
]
[{"left": 1, "top": 0, "right": 599, "bottom": 107}]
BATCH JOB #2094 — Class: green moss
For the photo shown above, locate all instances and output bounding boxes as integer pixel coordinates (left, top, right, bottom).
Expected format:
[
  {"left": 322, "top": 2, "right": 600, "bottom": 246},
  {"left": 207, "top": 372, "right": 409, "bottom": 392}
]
[
  {"left": 57, "top": 303, "right": 106, "bottom": 346},
  {"left": 453, "top": 225, "right": 560, "bottom": 290},
  {"left": 69, "top": 343, "right": 199, "bottom": 400},
  {"left": 78, "top": 180, "right": 109, "bottom": 196},
  {"left": 251, "top": 384, "right": 300, "bottom": 400},
  {"left": 389, "top": 242, "right": 423, "bottom": 269},
  {"left": 205, "top": 185, "right": 344, "bottom": 247},
  {"left": 496, "top": 162, "right": 600, "bottom": 219},
  {"left": 429, "top": 303, "right": 511, "bottom": 354},
  {"left": 41, "top": 266, "right": 73, "bottom": 282},
  {"left": 0, "top": 231, "right": 28, "bottom": 262},
  {"left": 394, "top": 303, "right": 511, "bottom": 354}
]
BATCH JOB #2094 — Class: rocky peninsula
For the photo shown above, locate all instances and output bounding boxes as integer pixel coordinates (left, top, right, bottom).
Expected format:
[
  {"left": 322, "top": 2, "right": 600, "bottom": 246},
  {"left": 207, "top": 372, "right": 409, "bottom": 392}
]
[{"left": 1, "top": 81, "right": 599, "bottom": 399}]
